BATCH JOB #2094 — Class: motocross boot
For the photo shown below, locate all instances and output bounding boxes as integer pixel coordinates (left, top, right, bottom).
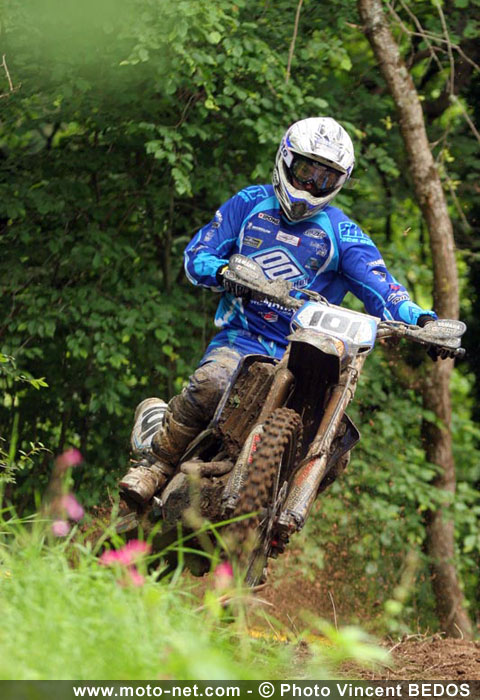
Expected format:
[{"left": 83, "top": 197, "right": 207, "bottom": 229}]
[
  {"left": 119, "top": 398, "right": 171, "bottom": 504},
  {"left": 119, "top": 456, "right": 174, "bottom": 504},
  {"left": 151, "top": 408, "right": 198, "bottom": 474},
  {"left": 119, "top": 403, "right": 198, "bottom": 504}
]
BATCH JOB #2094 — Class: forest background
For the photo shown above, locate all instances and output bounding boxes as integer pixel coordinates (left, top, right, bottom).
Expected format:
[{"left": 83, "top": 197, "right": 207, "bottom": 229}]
[{"left": 1, "top": 0, "right": 479, "bottom": 641}]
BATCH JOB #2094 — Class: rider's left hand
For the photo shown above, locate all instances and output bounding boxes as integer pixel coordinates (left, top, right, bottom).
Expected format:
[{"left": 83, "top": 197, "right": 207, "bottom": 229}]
[
  {"left": 426, "top": 345, "right": 457, "bottom": 362},
  {"left": 416, "top": 315, "right": 456, "bottom": 361}
]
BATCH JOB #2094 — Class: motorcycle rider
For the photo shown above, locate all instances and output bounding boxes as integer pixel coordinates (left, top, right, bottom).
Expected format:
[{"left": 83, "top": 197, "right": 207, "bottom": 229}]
[{"left": 119, "top": 116, "right": 437, "bottom": 503}]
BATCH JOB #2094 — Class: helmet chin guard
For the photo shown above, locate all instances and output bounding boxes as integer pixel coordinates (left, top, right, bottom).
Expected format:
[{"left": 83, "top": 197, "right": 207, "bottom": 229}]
[{"left": 273, "top": 117, "right": 355, "bottom": 221}]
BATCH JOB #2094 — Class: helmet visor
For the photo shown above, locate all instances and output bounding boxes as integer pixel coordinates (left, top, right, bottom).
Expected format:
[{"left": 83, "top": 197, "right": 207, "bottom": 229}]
[{"left": 290, "top": 155, "right": 346, "bottom": 197}]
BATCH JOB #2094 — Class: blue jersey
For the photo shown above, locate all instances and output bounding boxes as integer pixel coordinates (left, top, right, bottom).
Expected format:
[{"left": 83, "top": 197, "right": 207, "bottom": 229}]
[{"left": 184, "top": 185, "right": 435, "bottom": 358}]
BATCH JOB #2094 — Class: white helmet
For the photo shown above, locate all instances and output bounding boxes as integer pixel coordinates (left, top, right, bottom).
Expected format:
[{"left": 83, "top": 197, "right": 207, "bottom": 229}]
[{"left": 273, "top": 117, "right": 355, "bottom": 221}]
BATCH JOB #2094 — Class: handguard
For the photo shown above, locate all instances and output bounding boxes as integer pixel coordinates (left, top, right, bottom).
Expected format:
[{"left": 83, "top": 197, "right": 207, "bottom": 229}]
[
  {"left": 400, "top": 319, "right": 466, "bottom": 359},
  {"left": 223, "top": 254, "right": 301, "bottom": 309}
]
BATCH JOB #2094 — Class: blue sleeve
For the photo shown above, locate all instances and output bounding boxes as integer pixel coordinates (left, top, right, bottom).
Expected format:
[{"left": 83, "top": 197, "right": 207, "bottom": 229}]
[
  {"left": 184, "top": 192, "right": 250, "bottom": 290},
  {"left": 334, "top": 217, "right": 436, "bottom": 324}
]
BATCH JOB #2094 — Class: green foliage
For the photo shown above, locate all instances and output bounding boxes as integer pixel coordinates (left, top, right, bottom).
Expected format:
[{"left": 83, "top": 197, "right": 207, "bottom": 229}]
[
  {"left": 0, "top": 0, "right": 479, "bottom": 633},
  {"left": 0, "top": 354, "right": 50, "bottom": 490}
]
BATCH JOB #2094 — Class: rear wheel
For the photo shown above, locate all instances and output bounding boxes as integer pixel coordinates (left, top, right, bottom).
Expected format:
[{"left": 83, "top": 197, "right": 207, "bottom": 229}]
[{"left": 228, "top": 407, "right": 303, "bottom": 586}]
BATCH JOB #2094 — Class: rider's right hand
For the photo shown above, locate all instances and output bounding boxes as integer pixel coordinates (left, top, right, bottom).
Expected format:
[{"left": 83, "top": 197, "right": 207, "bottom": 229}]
[{"left": 216, "top": 264, "right": 252, "bottom": 302}]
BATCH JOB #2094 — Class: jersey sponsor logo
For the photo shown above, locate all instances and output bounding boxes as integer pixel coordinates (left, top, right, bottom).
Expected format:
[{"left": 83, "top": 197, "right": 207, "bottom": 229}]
[
  {"left": 387, "top": 292, "right": 409, "bottom": 305},
  {"left": 389, "top": 283, "right": 402, "bottom": 292},
  {"left": 251, "top": 247, "right": 306, "bottom": 282},
  {"left": 339, "top": 221, "right": 374, "bottom": 246},
  {"left": 247, "top": 222, "right": 271, "bottom": 234},
  {"left": 238, "top": 186, "right": 269, "bottom": 202},
  {"left": 367, "top": 258, "right": 385, "bottom": 267},
  {"left": 304, "top": 228, "right": 327, "bottom": 240},
  {"left": 309, "top": 240, "right": 328, "bottom": 257},
  {"left": 262, "top": 311, "right": 279, "bottom": 322},
  {"left": 305, "top": 256, "right": 320, "bottom": 271},
  {"left": 258, "top": 212, "right": 280, "bottom": 225},
  {"left": 243, "top": 235, "right": 263, "bottom": 249},
  {"left": 192, "top": 243, "right": 209, "bottom": 254},
  {"left": 276, "top": 231, "right": 300, "bottom": 246}
]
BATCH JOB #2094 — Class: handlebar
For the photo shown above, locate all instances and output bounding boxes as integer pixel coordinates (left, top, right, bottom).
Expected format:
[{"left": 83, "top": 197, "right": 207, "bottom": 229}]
[{"left": 224, "top": 254, "right": 467, "bottom": 360}]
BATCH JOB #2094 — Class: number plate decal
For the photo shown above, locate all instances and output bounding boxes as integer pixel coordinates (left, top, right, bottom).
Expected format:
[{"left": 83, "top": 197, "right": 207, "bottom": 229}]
[{"left": 292, "top": 301, "right": 379, "bottom": 348}]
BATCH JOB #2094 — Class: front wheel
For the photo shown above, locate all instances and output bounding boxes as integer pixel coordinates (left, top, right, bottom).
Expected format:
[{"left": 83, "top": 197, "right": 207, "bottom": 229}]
[{"left": 228, "top": 407, "right": 303, "bottom": 586}]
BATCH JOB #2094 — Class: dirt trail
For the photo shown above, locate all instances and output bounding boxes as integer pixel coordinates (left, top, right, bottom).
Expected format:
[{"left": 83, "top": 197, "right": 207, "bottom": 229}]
[{"left": 252, "top": 557, "right": 480, "bottom": 680}]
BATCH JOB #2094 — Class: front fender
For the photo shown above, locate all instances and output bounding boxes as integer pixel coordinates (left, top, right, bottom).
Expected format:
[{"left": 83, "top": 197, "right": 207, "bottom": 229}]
[{"left": 286, "top": 329, "right": 345, "bottom": 383}]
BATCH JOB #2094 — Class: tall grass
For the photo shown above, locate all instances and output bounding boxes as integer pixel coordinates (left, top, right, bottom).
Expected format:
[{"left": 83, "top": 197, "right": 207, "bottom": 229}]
[
  {"left": 0, "top": 508, "right": 389, "bottom": 681},
  {"left": 0, "top": 515, "right": 276, "bottom": 679},
  {"left": 0, "top": 437, "right": 389, "bottom": 685}
]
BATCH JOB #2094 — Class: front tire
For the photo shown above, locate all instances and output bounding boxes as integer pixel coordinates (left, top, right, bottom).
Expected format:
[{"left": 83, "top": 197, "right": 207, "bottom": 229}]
[{"left": 228, "top": 407, "right": 303, "bottom": 586}]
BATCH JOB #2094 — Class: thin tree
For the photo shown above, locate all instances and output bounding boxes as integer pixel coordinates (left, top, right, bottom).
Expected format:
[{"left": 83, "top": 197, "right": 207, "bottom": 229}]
[{"left": 357, "top": 0, "right": 473, "bottom": 639}]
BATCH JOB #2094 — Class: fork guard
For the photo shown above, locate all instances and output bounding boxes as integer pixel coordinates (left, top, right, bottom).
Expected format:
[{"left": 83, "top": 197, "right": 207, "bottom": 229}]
[{"left": 325, "top": 413, "right": 360, "bottom": 473}]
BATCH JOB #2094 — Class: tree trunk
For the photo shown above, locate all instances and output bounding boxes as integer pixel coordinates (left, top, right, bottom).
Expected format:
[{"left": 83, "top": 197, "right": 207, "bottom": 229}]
[{"left": 357, "top": 0, "right": 472, "bottom": 639}]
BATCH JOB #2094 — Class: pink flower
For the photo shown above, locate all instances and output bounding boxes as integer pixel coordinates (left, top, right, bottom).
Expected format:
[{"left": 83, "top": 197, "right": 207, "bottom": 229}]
[
  {"left": 61, "top": 493, "right": 84, "bottom": 521},
  {"left": 213, "top": 561, "right": 234, "bottom": 591},
  {"left": 99, "top": 549, "right": 123, "bottom": 566},
  {"left": 55, "top": 448, "right": 83, "bottom": 471},
  {"left": 99, "top": 541, "right": 150, "bottom": 588},
  {"left": 51, "top": 519, "right": 71, "bottom": 537},
  {"left": 99, "top": 540, "right": 151, "bottom": 567}
]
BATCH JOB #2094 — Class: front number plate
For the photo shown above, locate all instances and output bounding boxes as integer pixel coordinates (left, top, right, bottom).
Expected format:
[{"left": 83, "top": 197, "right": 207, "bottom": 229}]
[{"left": 292, "top": 301, "right": 379, "bottom": 347}]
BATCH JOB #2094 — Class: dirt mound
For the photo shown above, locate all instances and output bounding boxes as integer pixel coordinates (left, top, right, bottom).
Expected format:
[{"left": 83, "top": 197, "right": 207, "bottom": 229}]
[
  {"left": 371, "top": 637, "right": 480, "bottom": 681},
  {"left": 251, "top": 558, "right": 480, "bottom": 680}
]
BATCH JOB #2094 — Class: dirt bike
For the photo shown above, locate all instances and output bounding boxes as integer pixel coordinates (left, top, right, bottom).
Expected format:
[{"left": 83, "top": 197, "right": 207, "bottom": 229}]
[{"left": 115, "top": 254, "right": 466, "bottom": 586}]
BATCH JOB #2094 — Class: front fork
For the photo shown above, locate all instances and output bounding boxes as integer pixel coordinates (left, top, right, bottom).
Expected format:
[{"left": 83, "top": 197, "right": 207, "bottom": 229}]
[{"left": 277, "top": 353, "right": 367, "bottom": 536}]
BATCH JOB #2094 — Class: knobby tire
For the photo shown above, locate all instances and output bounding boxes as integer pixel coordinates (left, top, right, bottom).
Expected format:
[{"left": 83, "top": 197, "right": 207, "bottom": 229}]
[{"left": 228, "top": 407, "right": 303, "bottom": 585}]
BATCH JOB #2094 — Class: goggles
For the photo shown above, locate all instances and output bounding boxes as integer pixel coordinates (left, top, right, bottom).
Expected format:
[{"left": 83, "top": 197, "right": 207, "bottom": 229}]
[{"left": 290, "top": 155, "right": 346, "bottom": 197}]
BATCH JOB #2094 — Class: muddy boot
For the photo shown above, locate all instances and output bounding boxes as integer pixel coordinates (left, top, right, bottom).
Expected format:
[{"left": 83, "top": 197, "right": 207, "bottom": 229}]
[
  {"left": 119, "top": 398, "right": 170, "bottom": 503},
  {"left": 119, "top": 404, "right": 198, "bottom": 504},
  {"left": 119, "top": 456, "right": 174, "bottom": 504},
  {"left": 151, "top": 408, "right": 199, "bottom": 470}
]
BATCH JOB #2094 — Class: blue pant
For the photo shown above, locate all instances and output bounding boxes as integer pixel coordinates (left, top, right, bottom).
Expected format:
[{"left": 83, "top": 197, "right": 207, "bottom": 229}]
[{"left": 170, "top": 330, "right": 286, "bottom": 429}]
